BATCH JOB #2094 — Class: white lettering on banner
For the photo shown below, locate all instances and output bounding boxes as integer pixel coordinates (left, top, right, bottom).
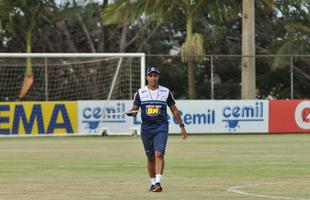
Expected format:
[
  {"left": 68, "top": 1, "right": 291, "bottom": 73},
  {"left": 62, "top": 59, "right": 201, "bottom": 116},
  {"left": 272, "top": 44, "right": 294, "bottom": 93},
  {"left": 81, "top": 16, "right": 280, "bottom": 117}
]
[
  {"left": 294, "top": 101, "right": 310, "bottom": 130},
  {"left": 222, "top": 102, "right": 265, "bottom": 131}
]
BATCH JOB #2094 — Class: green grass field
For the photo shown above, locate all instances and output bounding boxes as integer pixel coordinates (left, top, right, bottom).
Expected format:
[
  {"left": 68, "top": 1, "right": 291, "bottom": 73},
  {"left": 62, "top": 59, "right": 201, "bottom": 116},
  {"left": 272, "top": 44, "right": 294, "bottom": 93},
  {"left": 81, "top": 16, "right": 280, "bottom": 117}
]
[{"left": 0, "top": 134, "right": 310, "bottom": 200}]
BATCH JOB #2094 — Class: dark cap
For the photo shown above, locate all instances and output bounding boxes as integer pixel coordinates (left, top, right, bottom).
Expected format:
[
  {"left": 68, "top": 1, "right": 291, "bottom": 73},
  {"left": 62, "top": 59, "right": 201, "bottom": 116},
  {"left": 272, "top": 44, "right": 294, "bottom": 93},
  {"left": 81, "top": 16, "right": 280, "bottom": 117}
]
[{"left": 146, "top": 66, "right": 160, "bottom": 75}]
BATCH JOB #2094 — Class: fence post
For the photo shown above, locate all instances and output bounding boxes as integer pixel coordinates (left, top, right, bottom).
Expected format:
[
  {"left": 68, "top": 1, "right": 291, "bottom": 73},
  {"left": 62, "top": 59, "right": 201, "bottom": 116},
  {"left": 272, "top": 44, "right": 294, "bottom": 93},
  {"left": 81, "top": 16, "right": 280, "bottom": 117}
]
[
  {"left": 211, "top": 56, "right": 214, "bottom": 99},
  {"left": 45, "top": 57, "right": 48, "bottom": 101},
  {"left": 290, "top": 56, "right": 294, "bottom": 99}
]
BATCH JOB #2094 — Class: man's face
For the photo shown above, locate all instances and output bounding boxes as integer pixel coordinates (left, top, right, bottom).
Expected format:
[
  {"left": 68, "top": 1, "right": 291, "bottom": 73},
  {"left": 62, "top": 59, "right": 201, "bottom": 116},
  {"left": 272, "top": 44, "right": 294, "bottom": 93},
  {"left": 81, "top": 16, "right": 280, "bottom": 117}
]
[{"left": 146, "top": 72, "right": 159, "bottom": 87}]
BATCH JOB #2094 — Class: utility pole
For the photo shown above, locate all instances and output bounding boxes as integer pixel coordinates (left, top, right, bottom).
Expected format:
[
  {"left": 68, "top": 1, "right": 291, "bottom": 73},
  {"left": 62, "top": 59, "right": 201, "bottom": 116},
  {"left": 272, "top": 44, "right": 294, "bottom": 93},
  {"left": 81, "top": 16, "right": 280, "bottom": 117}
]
[{"left": 242, "top": 0, "right": 256, "bottom": 99}]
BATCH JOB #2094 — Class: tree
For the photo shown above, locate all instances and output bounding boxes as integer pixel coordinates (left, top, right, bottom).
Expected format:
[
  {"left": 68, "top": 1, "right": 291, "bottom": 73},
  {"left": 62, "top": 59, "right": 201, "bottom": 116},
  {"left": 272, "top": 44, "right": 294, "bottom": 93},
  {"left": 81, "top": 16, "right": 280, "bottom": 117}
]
[
  {"left": 272, "top": 0, "right": 310, "bottom": 70},
  {"left": 270, "top": 0, "right": 310, "bottom": 98},
  {"left": 0, "top": 0, "right": 50, "bottom": 99},
  {"left": 179, "top": 1, "right": 205, "bottom": 98},
  {"left": 103, "top": 0, "right": 239, "bottom": 99}
]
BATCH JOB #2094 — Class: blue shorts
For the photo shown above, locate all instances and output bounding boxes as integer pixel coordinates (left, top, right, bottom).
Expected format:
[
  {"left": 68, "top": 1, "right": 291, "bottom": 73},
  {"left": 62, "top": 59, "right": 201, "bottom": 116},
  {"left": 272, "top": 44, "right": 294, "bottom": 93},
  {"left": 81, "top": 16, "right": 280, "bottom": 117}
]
[{"left": 141, "top": 123, "right": 168, "bottom": 158}]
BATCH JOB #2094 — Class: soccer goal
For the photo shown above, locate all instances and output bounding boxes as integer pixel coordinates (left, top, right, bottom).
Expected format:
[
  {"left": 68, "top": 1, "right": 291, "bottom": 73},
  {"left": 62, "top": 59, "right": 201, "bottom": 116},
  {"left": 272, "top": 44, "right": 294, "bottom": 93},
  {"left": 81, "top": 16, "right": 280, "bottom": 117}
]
[
  {"left": 0, "top": 53, "right": 145, "bottom": 136},
  {"left": 0, "top": 53, "right": 145, "bottom": 101}
]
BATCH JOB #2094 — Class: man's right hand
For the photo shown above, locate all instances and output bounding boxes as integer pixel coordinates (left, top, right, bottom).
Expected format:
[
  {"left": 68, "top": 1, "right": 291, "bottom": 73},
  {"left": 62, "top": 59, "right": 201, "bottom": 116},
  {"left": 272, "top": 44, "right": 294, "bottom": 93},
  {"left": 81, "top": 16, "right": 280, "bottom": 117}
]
[
  {"left": 126, "top": 112, "right": 134, "bottom": 116},
  {"left": 126, "top": 110, "right": 138, "bottom": 117}
]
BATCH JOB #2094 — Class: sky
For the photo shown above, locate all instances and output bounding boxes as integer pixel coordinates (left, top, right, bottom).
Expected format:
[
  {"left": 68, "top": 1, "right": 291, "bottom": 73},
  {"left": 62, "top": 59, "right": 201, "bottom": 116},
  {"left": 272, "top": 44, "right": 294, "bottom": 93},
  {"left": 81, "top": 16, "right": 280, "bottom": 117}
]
[{"left": 55, "top": 0, "right": 102, "bottom": 6}]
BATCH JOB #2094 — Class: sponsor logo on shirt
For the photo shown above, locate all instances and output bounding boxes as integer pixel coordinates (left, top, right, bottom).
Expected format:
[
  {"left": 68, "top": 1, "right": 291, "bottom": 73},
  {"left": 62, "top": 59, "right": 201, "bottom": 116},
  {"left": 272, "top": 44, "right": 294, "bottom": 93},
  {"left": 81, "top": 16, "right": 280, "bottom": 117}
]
[{"left": 146, "top": 105, "right": 161, "bottom": 116}]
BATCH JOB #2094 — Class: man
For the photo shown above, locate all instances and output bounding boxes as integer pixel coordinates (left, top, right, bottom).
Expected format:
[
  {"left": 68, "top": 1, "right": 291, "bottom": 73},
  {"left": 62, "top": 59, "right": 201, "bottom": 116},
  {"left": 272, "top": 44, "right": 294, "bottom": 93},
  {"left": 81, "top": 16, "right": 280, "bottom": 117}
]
[{"left": 127, "top": 66, "right": 187, "bottom": 192}]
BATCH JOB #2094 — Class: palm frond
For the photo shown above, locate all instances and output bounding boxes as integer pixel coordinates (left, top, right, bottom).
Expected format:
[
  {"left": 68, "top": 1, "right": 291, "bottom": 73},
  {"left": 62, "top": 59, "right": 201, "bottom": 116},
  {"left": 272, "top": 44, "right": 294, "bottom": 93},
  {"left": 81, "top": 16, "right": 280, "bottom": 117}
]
[
  {"left": 102, "top": 0, "right": 171, "bottom": 25},
  {"left": 181, "top": 33, "right": 205, "bottom": 63},
  {"left": 102, "top": 1, "right": 132, "bottom": 25},
  {"left": 285, "top": 22, "right": 310, "bottom": 33},
  {"left": 272, "top": 39, "right": 308, "bottom": 70}
]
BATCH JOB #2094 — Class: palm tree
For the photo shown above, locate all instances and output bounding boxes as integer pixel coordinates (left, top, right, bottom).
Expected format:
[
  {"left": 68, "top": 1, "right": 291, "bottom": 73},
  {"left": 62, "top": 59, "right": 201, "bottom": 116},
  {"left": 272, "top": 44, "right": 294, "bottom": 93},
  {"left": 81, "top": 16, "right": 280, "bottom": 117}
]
[
  {"left": 103, "top": 0, "right": 239, "bottom": 99},
  {"left": 272, "top": 0, "right": 310, "bottom": 70},
  {"left": 179, "top": 1, "right": 205, "bottom": 99},
  {"left": 0, "top": 0, "right": 49, "bottom": 99},
  {"left": 270, "top": 1, "right": 310, "bottom": 98}
]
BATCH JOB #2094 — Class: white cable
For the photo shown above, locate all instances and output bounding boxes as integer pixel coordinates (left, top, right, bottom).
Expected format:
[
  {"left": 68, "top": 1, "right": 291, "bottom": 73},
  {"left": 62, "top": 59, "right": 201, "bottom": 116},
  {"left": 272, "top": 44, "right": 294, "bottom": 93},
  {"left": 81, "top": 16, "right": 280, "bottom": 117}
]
[{"left": 104, "top": 110, "right": 140, "bottom": 116}]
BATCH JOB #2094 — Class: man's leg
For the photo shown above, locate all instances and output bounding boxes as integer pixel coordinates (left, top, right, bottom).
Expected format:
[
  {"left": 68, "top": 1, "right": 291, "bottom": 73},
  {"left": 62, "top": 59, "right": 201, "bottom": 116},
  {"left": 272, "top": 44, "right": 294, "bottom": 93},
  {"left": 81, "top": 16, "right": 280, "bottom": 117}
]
[
  {"left": 147, "top": 152, "right": 156, "bottom": 179},
  {"left": 152, "top": 131, "right": 168, "bottom": 192},
  {"left": 141, "top": 133, "right": 156, "bottom": 191},
  {"left": 147, "top": 152, "right": 156, "bottom": 191},
  {"left": 155, "top": 151, "right": 164, "bottom": 175},
  {"left": 154, "top": 131, "right": 168, "bottom": 177}
]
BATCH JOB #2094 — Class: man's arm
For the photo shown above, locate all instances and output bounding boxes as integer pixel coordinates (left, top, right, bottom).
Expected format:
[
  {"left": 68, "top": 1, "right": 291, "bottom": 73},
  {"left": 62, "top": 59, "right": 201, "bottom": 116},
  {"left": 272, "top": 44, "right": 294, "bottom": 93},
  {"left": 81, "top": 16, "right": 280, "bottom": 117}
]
[
  {"left": 127, "top": 91, "right": 140, "bottom": 117},
  {"left": 126, "top": 105, "right": 139, "bottom": 117},
  {"left": 169, "top": 104, "right": 187, "bottom": 140}
]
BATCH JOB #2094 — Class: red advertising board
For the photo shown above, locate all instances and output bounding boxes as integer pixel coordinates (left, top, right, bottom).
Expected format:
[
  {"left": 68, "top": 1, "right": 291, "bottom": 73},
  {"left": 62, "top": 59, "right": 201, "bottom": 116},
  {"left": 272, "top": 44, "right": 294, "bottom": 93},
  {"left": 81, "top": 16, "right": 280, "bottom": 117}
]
[{"left": 269, "top": 100, "right": 310, "bottom": 133}]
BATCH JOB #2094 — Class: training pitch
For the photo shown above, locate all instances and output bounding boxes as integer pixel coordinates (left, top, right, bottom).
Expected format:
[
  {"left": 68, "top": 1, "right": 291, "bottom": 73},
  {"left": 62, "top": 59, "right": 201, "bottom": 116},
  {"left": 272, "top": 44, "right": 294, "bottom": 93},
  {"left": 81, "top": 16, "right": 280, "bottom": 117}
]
[{"left": 0, "top": 134, "right": 310, "bottom": 200}]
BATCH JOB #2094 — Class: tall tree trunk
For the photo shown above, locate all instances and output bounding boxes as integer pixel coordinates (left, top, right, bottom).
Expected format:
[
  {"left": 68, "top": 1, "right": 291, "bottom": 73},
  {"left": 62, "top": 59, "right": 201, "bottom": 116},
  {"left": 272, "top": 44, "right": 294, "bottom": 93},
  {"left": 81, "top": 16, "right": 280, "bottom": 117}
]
[
  {"left": 56, "top": 21, "right": 78, "bottom": 53},
  {"left": 187, "top": 60, "right": 196, "bottom": 99},
  {"left": 25, "top": 29, "right": 32, "bottom": 75},
  {"left": 20, "top": 28, "right": 34, "bottom": 99},
  {"left": 46, "top": 37, "right": 56, "bottom": 52},
  {"left": 137, "top": 23, "right": 161, "bottom": 52},
  {"left": 119, "top": 21, "right": 129, "bottom": 52},
  {"left": 98, "top": 25, "right": 109, "bottom": 52},
  {"left": 76, "top": 14, "right": 96, "bottom": 53},
  {"left": 242, "top": 0, "right": 256, "bottom": 99},
  {"left": 98, "top": 0, "right": 109, "bottom": 52},
  {"left": 51, "top": 0, "right": 78, "bottom": 53},
  {"left": 186, "top": 13, "right": 196, "bottom": 99}
]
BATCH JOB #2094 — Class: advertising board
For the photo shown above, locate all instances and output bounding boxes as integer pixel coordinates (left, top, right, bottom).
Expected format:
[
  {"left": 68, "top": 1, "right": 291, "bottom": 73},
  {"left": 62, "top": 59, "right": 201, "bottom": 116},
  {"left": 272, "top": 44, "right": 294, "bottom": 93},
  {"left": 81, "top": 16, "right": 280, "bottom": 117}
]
[
  {"left": 0, "top": 102, "right": 77, "bottom": 135},
  {"left": 269, "top": 100, "right": 310, "bottom": 133},
  {"left": 78, "top": 100, "right": 269, "bottom": 134}
]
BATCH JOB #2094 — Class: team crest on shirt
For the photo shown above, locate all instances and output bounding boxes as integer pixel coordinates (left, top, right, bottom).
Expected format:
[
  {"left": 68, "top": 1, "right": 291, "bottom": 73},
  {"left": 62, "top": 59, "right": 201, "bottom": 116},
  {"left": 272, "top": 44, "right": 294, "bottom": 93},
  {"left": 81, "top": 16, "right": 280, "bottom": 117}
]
[{"left": 146, "top": 105, "right": 161, "bottom": 116}]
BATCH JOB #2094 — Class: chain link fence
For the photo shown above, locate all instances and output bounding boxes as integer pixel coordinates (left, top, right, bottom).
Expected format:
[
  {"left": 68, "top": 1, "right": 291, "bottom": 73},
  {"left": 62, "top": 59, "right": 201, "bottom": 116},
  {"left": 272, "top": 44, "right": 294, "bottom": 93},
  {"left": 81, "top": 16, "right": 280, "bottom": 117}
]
[
  {"left": 0, "top": 54, "right": 308, "bottom": 101},
  {"left": 146, "top": 55, "right": 310, "bottom": 100}
]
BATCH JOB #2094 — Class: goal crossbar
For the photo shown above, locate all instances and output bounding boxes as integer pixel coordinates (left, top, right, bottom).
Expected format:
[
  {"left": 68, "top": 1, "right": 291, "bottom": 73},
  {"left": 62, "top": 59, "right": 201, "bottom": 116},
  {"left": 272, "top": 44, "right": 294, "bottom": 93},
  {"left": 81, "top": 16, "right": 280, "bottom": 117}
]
[
  {"left": 0, "top": 53, "right": 145, "bottom": 58},
  {"left": 0, "top": 53, "right": 145, "bottom": 91}
]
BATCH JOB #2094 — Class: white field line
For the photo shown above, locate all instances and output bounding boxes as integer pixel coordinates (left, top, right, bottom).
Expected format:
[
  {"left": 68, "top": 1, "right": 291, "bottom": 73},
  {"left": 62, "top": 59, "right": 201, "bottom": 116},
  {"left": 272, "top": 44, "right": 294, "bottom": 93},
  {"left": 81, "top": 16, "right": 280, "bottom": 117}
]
[{"left": 227, "top": 182, "right": 310, "bottom": 200}]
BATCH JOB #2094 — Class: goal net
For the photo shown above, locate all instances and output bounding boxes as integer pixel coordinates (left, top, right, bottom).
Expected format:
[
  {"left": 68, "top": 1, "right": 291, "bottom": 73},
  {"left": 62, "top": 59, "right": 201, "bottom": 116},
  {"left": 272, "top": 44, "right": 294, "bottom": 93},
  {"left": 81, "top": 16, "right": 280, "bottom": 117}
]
[{"left": 0, "top": 53, "right": 145, "bottom": 101}]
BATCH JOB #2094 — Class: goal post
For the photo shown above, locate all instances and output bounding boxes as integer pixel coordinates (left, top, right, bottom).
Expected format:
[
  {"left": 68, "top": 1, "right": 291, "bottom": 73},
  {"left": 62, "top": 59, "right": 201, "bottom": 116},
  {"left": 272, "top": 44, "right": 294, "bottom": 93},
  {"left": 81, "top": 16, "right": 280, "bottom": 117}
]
[
  {"left": 0, "top": 53, "right": 145, "bottom": 101},
  {"left": 0, "top": 53, "right": 145, "bottom": 136}
]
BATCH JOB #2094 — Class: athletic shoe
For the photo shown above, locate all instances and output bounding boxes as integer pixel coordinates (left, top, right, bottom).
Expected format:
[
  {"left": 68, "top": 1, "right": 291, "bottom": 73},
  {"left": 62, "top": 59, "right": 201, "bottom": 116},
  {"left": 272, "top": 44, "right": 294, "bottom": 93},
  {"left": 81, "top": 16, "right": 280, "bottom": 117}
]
[
  {"left": 149, "top": 184, "right": 155, "bottom": 192},
  {"left": 152, "top": 183, "right": 162, "bottom": 192}
]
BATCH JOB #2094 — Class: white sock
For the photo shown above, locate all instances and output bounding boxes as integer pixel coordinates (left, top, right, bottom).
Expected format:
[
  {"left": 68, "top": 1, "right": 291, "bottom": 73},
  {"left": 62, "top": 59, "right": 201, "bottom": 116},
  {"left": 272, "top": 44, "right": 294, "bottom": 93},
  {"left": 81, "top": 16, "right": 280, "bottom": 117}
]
[
  {"left": 155, "top": 174, "right": 162, "bottom": 183},
  {"left": 151, "top": 178, "right": 156, "bottom": 185}
]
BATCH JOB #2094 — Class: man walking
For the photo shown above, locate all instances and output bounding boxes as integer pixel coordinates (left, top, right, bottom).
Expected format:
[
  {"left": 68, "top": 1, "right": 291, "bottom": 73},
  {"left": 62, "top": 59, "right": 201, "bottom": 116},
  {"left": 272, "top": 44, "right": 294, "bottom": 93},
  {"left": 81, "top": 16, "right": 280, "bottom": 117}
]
[{"left": 127, "top": 66, "right": 187, "bottom": 192}]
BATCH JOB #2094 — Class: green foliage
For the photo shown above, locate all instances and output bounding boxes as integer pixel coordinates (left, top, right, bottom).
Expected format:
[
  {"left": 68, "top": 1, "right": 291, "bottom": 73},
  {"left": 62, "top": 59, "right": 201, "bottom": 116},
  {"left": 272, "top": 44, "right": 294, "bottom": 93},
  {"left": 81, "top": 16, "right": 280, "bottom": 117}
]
[
  {"left": 270, "top": 1, "right": 310, "bottom": 71},
  {"left": 0, "top": 0, "right": 52, "bottom": 75},
  {"left": 0, "top": 0, "right": 309, "bottom": 99},
  {"left": 272, "top": 41, "right": 299, "bottom": 70},
  {"left": 102, "top": 0, "right": 173, "bottom": 25}
]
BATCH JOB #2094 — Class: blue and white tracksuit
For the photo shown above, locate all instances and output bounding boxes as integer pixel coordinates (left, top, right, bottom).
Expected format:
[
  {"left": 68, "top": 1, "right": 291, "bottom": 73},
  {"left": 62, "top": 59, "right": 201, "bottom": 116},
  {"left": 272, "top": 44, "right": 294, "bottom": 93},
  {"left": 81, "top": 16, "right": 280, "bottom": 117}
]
[{"left": 133, "top": 85, "right": 175, "bottom": 157}]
